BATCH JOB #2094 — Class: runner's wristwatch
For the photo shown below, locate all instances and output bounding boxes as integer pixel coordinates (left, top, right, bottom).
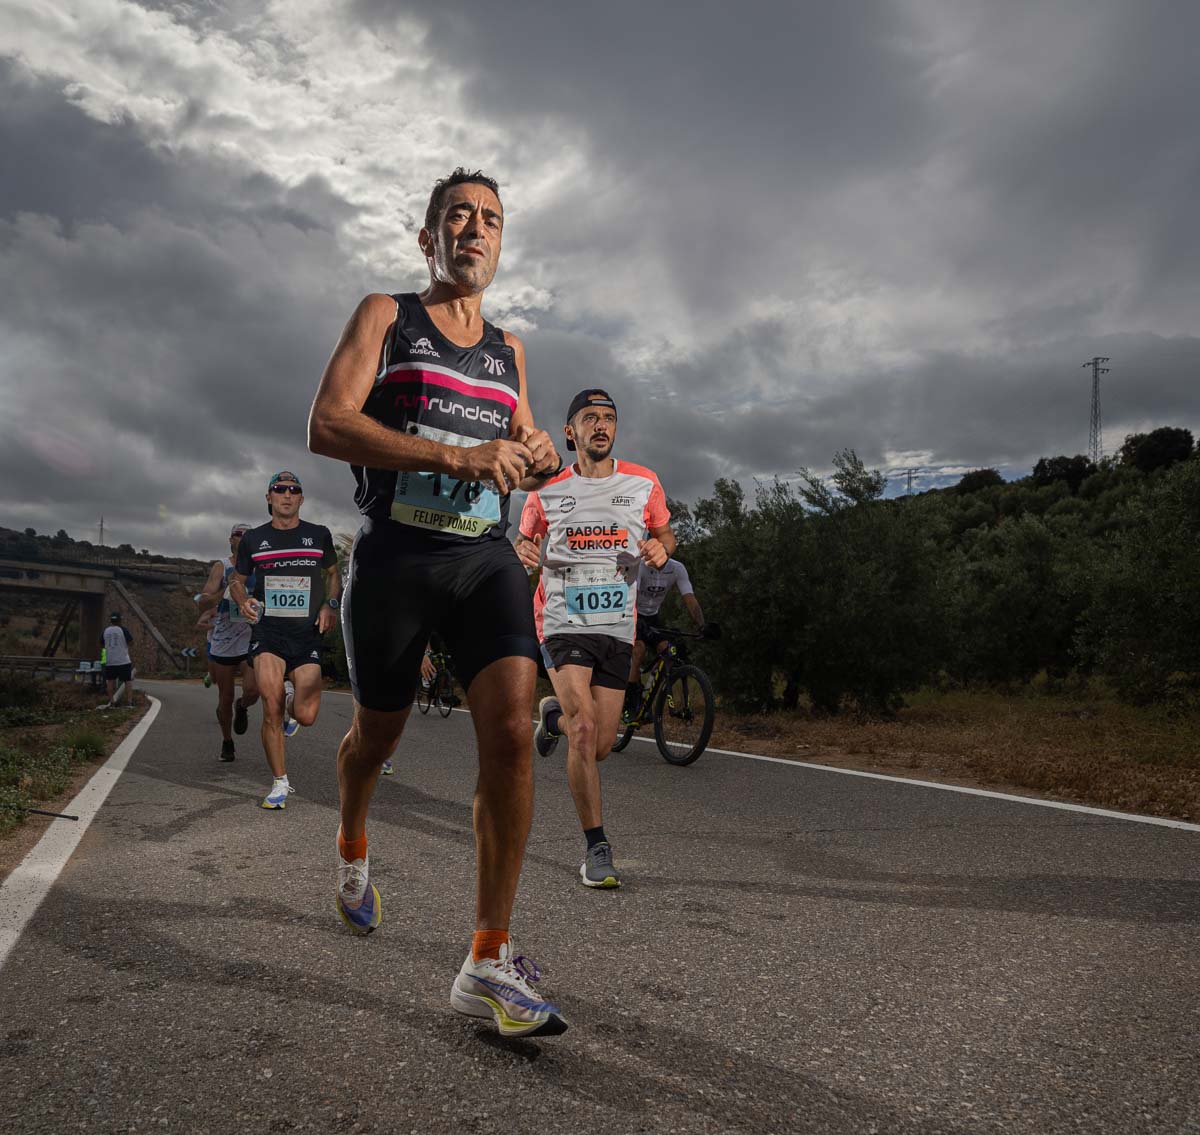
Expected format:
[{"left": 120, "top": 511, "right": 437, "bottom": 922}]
[{"left": 327, "top": 597, "right": 340, "bottom": 610}]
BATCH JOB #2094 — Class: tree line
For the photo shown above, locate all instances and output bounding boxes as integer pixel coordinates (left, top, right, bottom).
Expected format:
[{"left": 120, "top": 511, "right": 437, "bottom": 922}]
[{"left": 673, "top": 426, "right": 1199, "bottom": 715}]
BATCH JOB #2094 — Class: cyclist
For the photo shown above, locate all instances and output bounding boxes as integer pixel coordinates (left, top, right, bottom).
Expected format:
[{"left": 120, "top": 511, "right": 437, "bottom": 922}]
[
  {"left": 229, "top": 472, "right": 340, "bottom": 809},
  {"left": 195, "top": 523, "right": 261, "bottom": 761},
  {"left": 625, "top": 557, "right": 707, "bottom": 717},
  {"left": 519, "top": 389, "right": 675, "bottom": 889},
  {"left": 308, "top": 168, "right": 567, "bottom": 1037}
]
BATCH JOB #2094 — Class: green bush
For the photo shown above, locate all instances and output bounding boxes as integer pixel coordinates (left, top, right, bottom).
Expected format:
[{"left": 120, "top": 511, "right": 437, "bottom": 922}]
[{"left": 62, "top": 727, "right": 106, "bottom": 760}]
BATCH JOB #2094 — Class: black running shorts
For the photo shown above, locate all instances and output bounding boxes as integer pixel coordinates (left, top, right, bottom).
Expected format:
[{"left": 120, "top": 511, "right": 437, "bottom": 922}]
[
  {"left": 103, "top": 663, "right": 133, "bottom": 682},
  {"left": 248, "top": 626, "right": 322, "bottom": 675},
  {"left": 540, "top": 633, "right": 632, "bottom": 692},
  {"left": 343, "top": 520, "right": 539, "bottom": 712},
  {"left": 209, "top": 652, "right": 249, "bottom": 667}
]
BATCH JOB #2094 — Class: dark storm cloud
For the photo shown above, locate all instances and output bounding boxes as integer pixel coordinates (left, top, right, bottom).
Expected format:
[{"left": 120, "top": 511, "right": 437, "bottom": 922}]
[
  {"left": 0, "top": 61, "right": 370, "bottom": 554},
  {"left": 3, "top": 1, "right": 1199, "bottom": 558}
]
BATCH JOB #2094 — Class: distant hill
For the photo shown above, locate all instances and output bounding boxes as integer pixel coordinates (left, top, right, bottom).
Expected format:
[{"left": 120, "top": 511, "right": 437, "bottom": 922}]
[{"left": 0, "top": 525, "right": 210, "bottom": 577}]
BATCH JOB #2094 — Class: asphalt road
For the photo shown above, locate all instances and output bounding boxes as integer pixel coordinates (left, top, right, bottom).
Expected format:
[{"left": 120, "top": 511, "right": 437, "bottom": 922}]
[{"left": 2, "top": 679, "right": 1199, "bottom": 1134}]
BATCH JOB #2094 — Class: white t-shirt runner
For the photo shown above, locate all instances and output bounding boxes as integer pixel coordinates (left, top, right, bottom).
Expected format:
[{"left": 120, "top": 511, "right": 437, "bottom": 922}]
[
  {"left": 520, "top": 461, "right": 670, "bottom": 644},
  {"left": 636, "top": 558, "right": 694, "bottom": 618}
]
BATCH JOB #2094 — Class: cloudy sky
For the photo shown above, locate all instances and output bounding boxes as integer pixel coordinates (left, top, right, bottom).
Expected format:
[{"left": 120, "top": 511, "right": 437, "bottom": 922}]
[{"left": 2, "top": 0, "right": 1198, "bottom": 556}]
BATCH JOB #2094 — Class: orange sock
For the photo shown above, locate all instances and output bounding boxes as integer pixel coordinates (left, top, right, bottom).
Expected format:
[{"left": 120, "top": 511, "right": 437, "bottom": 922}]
[
  {"left": 337, "top": 828, "right": 367, "bottom": 863},
  {"left": 472, "top": 929, "right": 509, "bottom": 963}
]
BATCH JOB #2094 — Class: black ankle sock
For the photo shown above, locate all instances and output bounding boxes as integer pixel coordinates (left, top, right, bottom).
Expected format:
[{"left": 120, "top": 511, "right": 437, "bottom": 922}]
[
  {"left": 545, "top": 707, "right": 563, "bottom": 737},
  {"left": 584, "top": 825, "right": 607, "bottom": 850}
]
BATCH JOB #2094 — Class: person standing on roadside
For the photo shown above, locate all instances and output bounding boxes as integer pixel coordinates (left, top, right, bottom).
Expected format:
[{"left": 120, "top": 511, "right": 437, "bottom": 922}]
[{"left": 99, "top": 611, "right": 135, "bottom": 709}]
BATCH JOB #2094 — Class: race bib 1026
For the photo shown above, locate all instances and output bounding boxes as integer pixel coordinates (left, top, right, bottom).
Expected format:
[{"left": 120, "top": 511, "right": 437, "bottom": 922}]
[{"left": 263, "top": 575, "right": 311, "bottom": 618}]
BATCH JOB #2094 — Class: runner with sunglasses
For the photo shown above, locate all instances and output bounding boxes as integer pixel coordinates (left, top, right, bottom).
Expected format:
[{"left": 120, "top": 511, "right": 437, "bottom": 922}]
[{"left": 229, "top": 472, "right": 340, "bottom": 809}]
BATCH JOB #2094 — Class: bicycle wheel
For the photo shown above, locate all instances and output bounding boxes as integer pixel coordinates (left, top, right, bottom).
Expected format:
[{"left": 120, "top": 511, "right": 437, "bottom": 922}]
[
  {"left": 653, "top": 664, "right": 715, "bottom": 766},
  {"left": 436, "top": 669, "right": 455, "bottom": 718},
  {"left": 416, "top": 679, "right": 432, "bottom": 714},
  {"left": 610, "top": 724, "right": 637, "bottom": 752}
]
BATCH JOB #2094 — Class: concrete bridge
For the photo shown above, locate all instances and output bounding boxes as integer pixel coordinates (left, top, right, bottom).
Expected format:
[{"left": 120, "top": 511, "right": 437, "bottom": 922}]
[{"left": 0, "top": 557, "right": 184, "bottom": 667}]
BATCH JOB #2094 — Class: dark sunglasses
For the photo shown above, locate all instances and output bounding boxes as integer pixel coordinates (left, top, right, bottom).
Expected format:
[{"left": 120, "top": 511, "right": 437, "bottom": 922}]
[{"left": 270, "top": 484, "right": 302, "bottom": 495}]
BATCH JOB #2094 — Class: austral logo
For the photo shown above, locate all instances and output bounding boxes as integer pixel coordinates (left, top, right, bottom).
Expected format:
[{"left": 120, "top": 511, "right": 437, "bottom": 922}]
[
  {"left": 411, "top": 337, "right": 440, "bottom": 358},
  {"left": 559, "top": 495, "right": 577, "bottom": 514},
  {"left": 566, "top": 524, "right": 628, "bottom": 551},
  {"left": 610, "top": 495, "right": 634, "bottom": 507},
  {"left": 259, "top": 540, "right": 271, "bottom": 549},
  {"left": 481, "top": 353, "right": 506, "bottom": 376}
]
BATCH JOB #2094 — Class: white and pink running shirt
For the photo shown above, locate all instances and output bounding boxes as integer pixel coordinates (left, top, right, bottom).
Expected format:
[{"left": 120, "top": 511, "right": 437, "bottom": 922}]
[{"left": 520, "top": 461, "right": 670, "bottom": 643}]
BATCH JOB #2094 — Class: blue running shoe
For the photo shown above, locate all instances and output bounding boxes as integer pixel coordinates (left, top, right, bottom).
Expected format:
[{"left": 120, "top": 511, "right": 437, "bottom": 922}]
[
  {"left": 381, "top": 759, "right": 394, "bottom": 776},
  {"left": 261, "top": 777, "right": 293, "bottom": 809},
  {"left": 336, "top": 853, "right": 381, "bottom": 935},
  {"left": 282, "top": 716, "right": 300, "bottom": 739},
  {"left": 451, "top": 942, "right": 567, "bottom": 1038}
]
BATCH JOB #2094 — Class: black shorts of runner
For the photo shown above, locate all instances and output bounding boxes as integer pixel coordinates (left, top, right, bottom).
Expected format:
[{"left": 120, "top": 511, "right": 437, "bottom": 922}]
[
  {"left": 103, "top": 663, "right": 133, "bottom": 682},
  {"left": 208, "top": 652, "right": 249, "bottom": 667},
  {"left": 540, "top": 633, "right": 632, "bottom": 692},
  {"left": 343, "top": 520, "right": 540, "bottom": 712},
  {"left": 635, "top": 614, "right": 668, "bottom": 649},
  {"left": 247, "top": 626, "right": 322, "bottom": 675}
]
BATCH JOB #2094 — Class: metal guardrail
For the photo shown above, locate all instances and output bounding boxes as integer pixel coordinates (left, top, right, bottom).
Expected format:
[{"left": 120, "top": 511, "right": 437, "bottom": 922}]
[
  {"left": 1, "top": 654, "right": 90, "bottom": 675},
  {"left": 0, "top": 655, "right": 108, "bottom": 687}
]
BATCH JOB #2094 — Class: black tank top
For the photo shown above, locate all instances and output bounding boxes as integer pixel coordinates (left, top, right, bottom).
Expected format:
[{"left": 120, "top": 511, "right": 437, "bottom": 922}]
[{"left": 352, "top": 293, "right": 520, "bottom": 543}]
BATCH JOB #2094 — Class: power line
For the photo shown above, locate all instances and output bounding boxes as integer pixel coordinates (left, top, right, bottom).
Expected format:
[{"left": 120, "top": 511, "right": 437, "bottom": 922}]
[{"left": 1081, "top": 357, "right": 1110, "bottom": 464}]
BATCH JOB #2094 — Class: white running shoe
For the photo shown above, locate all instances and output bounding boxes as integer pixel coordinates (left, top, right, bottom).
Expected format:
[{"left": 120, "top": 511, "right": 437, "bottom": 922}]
[
  {"left": 336, "top": 853, "right": 381, "bottom": 935},
  {"left": 261, "top": 777, "right": 293, "bottom": 809},
  {"left": 450, "top": 942, "right": 568, "bottom": 1038}
]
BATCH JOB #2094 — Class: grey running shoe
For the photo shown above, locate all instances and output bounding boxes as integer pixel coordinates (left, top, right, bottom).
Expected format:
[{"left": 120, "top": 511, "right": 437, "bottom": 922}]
[
  {"left": 534, "top": 696, "right": 561, "bottom": 757},
  {"left": 580, "top": 841, "right": 621, "bottom": 888}
]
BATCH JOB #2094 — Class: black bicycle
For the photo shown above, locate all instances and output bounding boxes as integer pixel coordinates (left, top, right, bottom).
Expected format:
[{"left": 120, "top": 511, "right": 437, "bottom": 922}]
[
  {"left": 612, "top": 627, "right": 716, "bottom": 765},
  {"left": 416, "top": 651, "right": 458, "bottom": 718}
]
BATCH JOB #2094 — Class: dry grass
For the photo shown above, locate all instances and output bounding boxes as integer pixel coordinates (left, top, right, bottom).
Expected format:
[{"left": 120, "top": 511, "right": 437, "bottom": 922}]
[
  {"left": 0, "top": 680, "right": 149, "bottom": 838},
  {"left": 709, "top": 687, "right": 1200, "bottom": 823}
]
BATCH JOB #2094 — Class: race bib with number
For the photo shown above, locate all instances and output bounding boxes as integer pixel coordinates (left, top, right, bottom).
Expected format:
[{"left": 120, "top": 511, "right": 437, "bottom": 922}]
[
  {"left": 563, "top": 565, "right": 629, "bottom": 627},
  {"left": 263, "top": 575, "right": 311, "bottom": 618},
  {"left": 392, "top": 470, "right": 501, "bottom": 537},
  {"left": 223, "top": 586, "right": 244, "bottom": 624}
]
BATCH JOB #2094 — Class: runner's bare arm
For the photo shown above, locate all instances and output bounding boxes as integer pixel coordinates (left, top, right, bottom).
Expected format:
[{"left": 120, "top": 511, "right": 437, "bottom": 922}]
[
  {"left": 228, "top": 571, "right": 257, "bottom": 620},
  {"left": 503, "top": 332, "right": 561, "bottom": 489},
  {"left": 638, "top": 524, "right": 676, "bottom": 568},
  {"left": 309, "top": 295, "right": 532, "bottom": 489},
  {"left": 317, "top": 563, "right": 341, "bottom": 634},
  {"left": 515, "top": 533, "right": 544, "bottom": 570},
  {"left": 195, "top": 560, "right": 226, "bottom": 614}
]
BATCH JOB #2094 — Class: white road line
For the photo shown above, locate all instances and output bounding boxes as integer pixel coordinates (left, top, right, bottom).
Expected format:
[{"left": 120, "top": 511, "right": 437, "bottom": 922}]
[
  {"left": 0, "top": 696, "right": 162, "bottom": 971},
  {"left": 225, "top": 688, "right": 1200, "bottom": 834},
  {"left": 621, "top": 732, "right": 1200, "bottom": 832}
]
